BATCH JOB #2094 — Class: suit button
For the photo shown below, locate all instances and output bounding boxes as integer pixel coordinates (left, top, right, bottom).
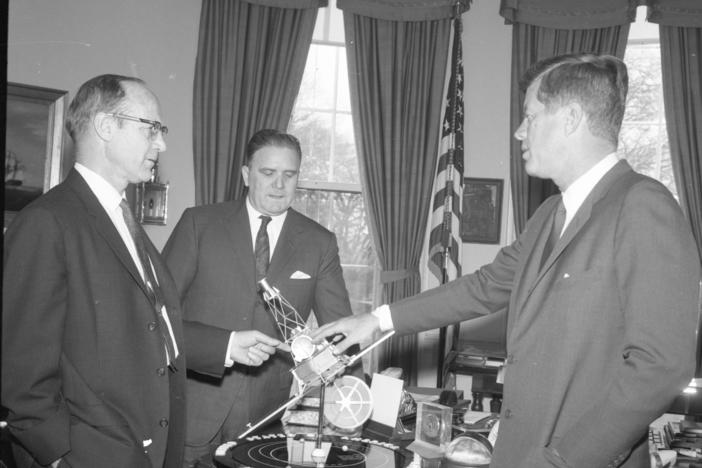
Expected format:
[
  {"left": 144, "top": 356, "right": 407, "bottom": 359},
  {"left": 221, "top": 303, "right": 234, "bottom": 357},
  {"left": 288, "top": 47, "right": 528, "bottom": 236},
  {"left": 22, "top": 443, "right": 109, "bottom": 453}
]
[
  {"left": 148, "top": 322, "right": 157, "bottom": 331},
  {"left": 157, "top": 367, "right": 166, "bottom": 376},
  {"left": 504, "top": 409, "right": 513, "bottom": 418},
  {"left": 159, "top": 418, "right": 168, "bottom": 427}
]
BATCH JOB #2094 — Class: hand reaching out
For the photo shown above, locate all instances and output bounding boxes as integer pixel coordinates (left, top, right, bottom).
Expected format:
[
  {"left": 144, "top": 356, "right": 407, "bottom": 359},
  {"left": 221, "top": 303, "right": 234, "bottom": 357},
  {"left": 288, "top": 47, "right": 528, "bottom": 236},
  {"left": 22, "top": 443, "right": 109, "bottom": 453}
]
[
  {"left": 308, "top": 313, "right": 381, "bottom": 354},
  {"left": 229, "top": 330, "right": 283, "bottom": 366}
]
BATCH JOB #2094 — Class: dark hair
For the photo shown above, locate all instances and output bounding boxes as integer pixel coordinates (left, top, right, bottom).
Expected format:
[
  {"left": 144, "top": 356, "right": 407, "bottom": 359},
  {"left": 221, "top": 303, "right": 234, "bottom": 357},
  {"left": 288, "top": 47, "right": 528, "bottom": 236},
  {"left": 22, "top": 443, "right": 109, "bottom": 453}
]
[
  {"left": 245, "top": 129, "right": 302, "bottom": 164},
  {"left": 520, "top": 53, "right": 628, "bottom": 145},
  {"left": 65, "top": 74, "right": 146, "bottom": 140}
]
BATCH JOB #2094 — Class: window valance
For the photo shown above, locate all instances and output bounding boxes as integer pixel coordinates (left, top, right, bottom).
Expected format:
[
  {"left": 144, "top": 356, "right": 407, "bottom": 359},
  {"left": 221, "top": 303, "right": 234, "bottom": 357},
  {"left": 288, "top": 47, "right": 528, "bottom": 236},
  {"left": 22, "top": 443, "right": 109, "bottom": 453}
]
[
  {"left": 499, "top": 0, "right": 638, "bottom": 29},
  {"left": 337, "top": 0, "right": 470, "bottom": 21},
  {"left": 645, "top": 0, "right": 702, "bottom": 27},
  {"left": 240, "top": 0, "right": 327, "bottom": 8}
]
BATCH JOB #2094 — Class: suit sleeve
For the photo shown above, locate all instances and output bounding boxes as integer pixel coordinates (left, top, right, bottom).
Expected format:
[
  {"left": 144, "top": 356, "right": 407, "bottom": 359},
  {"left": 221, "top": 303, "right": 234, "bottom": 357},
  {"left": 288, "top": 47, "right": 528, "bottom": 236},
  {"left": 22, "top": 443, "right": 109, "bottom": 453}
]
[
  {"left": 550, "top": 181, "right": 700, "bottom": 467},
  {"left": 162, "top": 209, "right": 231, "bottom": 377},
  {"left": 2, "top": 207, "right": 71, "bottom": 464},
  {"left": 309, "top": 232, "right": 353, "bottom": 325},
  {"left": 390, "top": 233, "right": 522, "bottom": 335}
]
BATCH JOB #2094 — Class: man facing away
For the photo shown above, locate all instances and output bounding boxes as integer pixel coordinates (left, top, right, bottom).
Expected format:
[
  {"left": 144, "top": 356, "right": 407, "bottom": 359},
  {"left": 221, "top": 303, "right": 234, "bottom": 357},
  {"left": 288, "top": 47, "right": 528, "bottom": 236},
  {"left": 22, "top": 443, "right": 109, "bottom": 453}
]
[
  {"left": 312, "top": 54, "right": 701, "bottom": 468},
  {"left": 2, "top": 75, "right": 280, "bottom": 468},
  {"left": 163, "top": 129, "right": 357, "bottom": 467}
]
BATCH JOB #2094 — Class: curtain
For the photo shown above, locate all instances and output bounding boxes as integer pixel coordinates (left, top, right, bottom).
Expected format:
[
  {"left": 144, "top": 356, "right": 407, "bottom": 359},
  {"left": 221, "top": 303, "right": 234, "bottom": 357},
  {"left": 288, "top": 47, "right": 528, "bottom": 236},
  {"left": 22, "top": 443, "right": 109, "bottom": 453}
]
[
  {"left": 340, "top": 1, "right": 467, "bottom": 384},
  {"left": 192, "top": 0, "right": 323, "bottom": 205},
  {"left": 499, "top": 0, "right": 635, "bottom": 232},
  {"left": 649, "top": 0, "right": 702, "bottom": 374}
]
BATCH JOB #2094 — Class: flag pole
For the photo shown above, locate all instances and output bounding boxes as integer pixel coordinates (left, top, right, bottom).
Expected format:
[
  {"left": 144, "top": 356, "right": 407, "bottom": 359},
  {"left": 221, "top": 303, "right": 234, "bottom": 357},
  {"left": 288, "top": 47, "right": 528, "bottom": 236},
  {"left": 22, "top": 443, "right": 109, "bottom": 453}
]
[{"left": 436, "top": 4, "right": 463, "bottom": 388}]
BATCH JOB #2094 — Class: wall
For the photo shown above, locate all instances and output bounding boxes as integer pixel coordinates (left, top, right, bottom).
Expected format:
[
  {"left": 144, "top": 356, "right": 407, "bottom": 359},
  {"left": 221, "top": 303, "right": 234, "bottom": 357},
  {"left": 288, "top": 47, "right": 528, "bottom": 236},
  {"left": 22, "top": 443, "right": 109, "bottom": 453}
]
[{"left": 8, "top": 0, "right": 201, "bottom": 249}]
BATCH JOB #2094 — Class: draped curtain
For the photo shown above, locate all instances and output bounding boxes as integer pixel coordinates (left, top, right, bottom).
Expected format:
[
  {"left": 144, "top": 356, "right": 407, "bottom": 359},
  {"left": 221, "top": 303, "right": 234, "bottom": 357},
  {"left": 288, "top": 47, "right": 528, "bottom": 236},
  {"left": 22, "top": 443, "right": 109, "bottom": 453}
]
[
  {"left": 339, "top": 0, "right": 468, "bottom": 385},
  {"left": 499, "top": 0, "right": 635, "bottom": 232},
  {"left": 647, "top": 0, "right": 702, "bottom": 374},
  {"left": 192, "top": 0, "right": 324, "bottom": 205}
]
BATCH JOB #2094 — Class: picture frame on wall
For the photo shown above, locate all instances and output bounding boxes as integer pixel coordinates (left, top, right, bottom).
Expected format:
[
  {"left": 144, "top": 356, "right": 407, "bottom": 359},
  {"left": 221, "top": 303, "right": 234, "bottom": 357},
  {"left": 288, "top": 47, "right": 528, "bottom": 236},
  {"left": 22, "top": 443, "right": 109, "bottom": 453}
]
[
  {"left": 5, "top": 83, "right": 68, "bottom": 228},
  {"left": 135, "top": 181, "right": 169, "bottom": 225},
  {"left": 461, "top": 177, "right": 503, "bottom": 244}
]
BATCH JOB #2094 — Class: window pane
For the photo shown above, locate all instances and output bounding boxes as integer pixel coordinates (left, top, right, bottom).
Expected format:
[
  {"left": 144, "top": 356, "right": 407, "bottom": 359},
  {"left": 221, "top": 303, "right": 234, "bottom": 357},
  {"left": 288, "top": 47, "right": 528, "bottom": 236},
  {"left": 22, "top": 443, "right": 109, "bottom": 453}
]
[
  {"left": 619, "top": 40, "right": 678, "bottom": 199},
  {"left": 336, "top": 50, "right": 351, "bottom": 112},
  {"left": 292, "top": 189, "right": 375, "bottom": 314},
  {"left": 312, "top": 7, "right": 327, "bottom": 41},
  {"left": 328, "top": 3, "right": 345, "bottom": 43},
  {"left": 290, "top": 111, "right": 332, "bottom": 182},
  {"left": 296, "top": 45, "right": 337, "bottom": 110}
]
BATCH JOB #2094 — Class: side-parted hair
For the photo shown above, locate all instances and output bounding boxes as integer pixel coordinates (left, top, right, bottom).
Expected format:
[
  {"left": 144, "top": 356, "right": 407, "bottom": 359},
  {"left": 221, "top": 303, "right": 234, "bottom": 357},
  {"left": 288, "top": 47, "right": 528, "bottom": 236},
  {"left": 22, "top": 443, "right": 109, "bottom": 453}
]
[
  {"left": 245, "top": 129, "right": 302, "bottom": 165},
  {"left": 65, "top": 74, "right": 146, "bottom": 141},
  {"left": 520, "top": 53, "right": 628, "bottom": 146}
]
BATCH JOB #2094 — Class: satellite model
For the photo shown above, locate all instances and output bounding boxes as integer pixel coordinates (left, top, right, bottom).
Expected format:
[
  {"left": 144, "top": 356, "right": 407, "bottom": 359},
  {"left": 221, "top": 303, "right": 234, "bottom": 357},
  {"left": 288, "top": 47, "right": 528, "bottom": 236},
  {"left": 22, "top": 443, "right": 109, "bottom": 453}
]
[{"left": 238, "top": 278, "right": 395, "bottom": 454}]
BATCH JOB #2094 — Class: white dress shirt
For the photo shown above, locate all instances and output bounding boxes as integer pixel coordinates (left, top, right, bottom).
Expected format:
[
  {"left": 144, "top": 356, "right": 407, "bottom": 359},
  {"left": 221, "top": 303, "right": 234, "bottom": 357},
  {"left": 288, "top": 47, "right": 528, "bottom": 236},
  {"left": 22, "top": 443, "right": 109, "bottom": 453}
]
[
  {"left": 245, "top": 197, "right": 288, "bottom": 257},
  {"left": 74, "top": 163, "right": 179, "bottom": 360}
]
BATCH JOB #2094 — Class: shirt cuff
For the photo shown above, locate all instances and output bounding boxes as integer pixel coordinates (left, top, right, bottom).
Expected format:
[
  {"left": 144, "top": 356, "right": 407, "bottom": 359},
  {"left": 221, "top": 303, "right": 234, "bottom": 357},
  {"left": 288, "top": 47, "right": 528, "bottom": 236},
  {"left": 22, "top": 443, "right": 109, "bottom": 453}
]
[
  {"left": 224, "top": 331, "right": 236, "bottom": 367},
  {"left": 371, "top": 304, "right": 394, "bottom": 332}
]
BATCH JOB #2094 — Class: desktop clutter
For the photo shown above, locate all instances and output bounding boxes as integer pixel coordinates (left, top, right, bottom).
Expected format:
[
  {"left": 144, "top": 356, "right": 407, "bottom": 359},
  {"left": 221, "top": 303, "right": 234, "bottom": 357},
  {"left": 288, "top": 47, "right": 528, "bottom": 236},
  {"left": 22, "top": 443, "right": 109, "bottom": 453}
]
[{"left": 212, "top": 279, "right": 501, "bottom": 468}]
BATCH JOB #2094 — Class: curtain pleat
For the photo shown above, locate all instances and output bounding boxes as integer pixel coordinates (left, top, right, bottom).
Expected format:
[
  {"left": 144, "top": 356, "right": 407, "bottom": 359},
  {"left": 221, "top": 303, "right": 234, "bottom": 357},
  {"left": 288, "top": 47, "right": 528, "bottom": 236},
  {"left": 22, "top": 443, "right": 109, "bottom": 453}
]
[
  {"left": 344, "top": 13, "right": 451, "bottom": 385},
  {"left": 192, "top": 0, "right": 317, "bottom": 204},
  {"left": 659, "top": 24, "right": 702, "bottom": 374},
  {"left": 506, "top": 22, "right": 631, "bottom": 232}
]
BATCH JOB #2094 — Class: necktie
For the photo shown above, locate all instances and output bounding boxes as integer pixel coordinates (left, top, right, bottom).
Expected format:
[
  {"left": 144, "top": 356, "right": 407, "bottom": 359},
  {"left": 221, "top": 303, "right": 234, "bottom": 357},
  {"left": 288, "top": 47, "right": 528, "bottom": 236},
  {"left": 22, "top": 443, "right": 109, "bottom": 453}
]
[
  {"left": 255, "top": 215, "right": 272, "bottom": 281},
  {"left": 119, "top": 199, "right": 178, "bottom": 369},
  {"left": 540, "top": 199, "right": 566, "bottom": 269}
]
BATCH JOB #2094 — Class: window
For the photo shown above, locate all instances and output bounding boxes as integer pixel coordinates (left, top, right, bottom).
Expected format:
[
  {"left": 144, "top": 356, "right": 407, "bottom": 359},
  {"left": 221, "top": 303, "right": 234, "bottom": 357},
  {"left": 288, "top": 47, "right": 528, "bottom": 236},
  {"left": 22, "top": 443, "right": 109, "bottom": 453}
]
[
  {"left": 619, "top": 7, "right": 677, "bottom": 199},
  {"left": 288, "top": 0, "right": 379, "bottom": 316}
]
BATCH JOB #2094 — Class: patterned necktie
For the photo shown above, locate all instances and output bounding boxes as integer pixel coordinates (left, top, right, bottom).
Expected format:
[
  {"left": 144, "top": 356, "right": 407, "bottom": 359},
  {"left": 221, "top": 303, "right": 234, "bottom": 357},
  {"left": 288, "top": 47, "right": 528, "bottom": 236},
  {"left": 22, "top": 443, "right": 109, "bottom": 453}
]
[
  {"left": 255, "top": 215, "right": 272, "bottom": 281},
  {"left": 540, "top": 199, "right": 566, "bottom": 269},
  {"left": 119, "top": 199, "right": 178, "bottom": 369}
]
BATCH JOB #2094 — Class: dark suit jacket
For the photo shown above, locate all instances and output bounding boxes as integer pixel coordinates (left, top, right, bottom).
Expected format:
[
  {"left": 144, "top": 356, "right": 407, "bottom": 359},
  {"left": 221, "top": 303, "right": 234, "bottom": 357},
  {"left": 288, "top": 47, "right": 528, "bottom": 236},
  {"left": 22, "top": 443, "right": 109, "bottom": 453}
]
[
  {"left": 162, "top": 198, "right": 354, "bottom": 444},
  {"left": 1, "top": 170, "right": 226, "bottom": 468},
  {"left": 391, "top": 161, "right": 700, "bottom": 468}
]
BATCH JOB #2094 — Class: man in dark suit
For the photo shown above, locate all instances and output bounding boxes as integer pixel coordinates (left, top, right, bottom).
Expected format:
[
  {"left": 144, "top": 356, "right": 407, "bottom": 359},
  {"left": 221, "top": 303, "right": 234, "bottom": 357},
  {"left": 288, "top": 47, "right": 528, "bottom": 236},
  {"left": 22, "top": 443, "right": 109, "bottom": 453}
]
[
  {"left": 2, "top": 75, "right": 280, "bottom": 468},
  {"left": 313, "top": 54, "right": 701, "bottom": 468},
  {"left": 162, "top": 129, "right": 356, "bottom": 466}
]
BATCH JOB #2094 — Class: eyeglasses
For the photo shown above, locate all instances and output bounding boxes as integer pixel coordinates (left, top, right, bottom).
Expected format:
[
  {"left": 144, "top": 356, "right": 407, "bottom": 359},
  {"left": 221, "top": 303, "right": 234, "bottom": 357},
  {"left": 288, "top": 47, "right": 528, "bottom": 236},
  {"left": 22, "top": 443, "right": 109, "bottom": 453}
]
[{"left": 107, "top": 113, "right": 168, "bottom": 139}]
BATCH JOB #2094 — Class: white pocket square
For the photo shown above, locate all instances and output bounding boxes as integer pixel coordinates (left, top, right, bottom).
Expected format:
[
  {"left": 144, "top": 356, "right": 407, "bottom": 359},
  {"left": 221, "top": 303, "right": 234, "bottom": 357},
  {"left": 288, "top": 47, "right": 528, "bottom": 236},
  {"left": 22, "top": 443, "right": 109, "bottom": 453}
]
[{"left": 290, "top": 271, "right": 311, "bottom": 279}]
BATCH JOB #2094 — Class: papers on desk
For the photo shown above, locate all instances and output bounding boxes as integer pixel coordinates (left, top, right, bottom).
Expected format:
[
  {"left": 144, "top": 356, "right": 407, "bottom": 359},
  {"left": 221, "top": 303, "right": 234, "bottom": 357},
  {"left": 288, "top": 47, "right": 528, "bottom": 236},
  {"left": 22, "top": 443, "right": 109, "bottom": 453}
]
[{"left": 461, "top": 411, "right": 493, "bottom": 425}]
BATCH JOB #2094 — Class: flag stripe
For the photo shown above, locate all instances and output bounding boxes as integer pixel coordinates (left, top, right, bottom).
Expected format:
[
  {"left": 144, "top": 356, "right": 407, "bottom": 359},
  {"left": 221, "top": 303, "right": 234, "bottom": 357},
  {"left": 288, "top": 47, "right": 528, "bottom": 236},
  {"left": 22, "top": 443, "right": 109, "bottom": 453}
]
[{"left": 428, "top": 15, "right": 464, "bottom": 284}]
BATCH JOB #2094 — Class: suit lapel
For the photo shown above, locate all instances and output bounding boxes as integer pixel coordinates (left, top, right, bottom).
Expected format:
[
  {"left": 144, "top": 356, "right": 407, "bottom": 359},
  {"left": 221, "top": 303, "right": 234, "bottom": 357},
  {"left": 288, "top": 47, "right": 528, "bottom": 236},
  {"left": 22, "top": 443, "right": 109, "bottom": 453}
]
[
  {"left": 518, "top": 160, "right": 633, "bottom": 308},
  {"left": 66, "top": 170, "right": 146, "bottom": 293},
  {"left": 268, "top": 209, "right": 301, "bottom": 284},
  {"left": 222, "top": 200, "right": 259, "bottom": 292}
]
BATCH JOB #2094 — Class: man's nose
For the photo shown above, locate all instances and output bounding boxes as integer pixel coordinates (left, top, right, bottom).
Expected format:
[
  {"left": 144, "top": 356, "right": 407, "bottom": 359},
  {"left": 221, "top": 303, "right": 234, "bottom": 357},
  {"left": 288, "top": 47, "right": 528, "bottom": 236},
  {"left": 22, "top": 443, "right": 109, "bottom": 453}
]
[
  {"left": 514, "top": 119, "right": 527, "bottom": 141},
  {"left": 273, "top": 175, "right": 284, "bottom": 189},
  {"left": 153, "top": 132, "right": 167, "bottom": 152}
]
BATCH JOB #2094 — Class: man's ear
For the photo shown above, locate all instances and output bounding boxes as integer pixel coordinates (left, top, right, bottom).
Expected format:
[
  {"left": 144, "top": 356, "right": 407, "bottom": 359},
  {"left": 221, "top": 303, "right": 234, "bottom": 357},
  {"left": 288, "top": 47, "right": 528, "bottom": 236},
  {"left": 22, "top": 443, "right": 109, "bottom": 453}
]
[
  {"left": 93, "top": 112, "right": 114, "bottom": 141},
  {"left": 241, "top": 165, "right": 250, "bottom": 187},
  {"left": 563, "top": 102, "right": 584, "bottom": 136}
]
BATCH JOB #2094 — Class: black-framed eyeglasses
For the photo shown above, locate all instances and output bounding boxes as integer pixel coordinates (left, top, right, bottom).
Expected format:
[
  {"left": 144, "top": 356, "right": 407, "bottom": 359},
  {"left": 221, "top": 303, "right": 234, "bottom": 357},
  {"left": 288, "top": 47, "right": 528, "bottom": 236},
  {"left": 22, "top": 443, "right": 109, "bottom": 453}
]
[{"left": 107, "top": 113, "right": 168, "bottom": 139}]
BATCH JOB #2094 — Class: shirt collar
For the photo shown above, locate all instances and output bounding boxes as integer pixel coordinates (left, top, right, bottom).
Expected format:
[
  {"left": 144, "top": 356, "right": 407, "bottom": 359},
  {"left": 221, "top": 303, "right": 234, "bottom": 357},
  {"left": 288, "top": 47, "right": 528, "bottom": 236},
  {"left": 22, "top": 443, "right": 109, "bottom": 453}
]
[
  {"left": 74, "top": 162, "right": 125, "bottom": 213},
  {"left": 245, "top": 197, "right": 288, "bottom": 227},
  {"left": 561, "top": 153, "right": 619, "bottom": 221}
]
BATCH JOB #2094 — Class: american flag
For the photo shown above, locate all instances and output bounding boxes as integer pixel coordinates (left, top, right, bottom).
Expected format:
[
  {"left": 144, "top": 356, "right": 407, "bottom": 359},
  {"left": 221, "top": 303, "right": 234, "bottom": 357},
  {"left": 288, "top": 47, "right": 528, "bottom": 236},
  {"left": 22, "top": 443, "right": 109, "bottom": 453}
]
[{"left": 428, "top": 15, "right": 464, "bottom": 283}]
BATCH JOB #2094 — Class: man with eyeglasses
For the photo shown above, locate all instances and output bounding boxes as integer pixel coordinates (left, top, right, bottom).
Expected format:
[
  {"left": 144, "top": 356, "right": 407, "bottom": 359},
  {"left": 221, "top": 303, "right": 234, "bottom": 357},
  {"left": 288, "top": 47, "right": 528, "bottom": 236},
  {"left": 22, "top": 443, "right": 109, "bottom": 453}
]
[{"left": 2, "top": 74, "right": 281, "bottom": 468}]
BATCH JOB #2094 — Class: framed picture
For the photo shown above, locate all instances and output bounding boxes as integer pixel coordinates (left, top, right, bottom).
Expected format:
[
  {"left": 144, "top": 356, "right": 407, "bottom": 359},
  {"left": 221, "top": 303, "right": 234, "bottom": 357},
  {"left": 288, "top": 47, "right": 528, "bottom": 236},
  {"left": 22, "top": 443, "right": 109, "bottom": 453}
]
[
  {"left": 461, "top": 178, "right": 503, "bottom": 244},
  {"left": 5, "top": 83, "right": 68, "bottom": 226},
  {"left": 135, "top": 181, "right": 169, "bottom": 225}
]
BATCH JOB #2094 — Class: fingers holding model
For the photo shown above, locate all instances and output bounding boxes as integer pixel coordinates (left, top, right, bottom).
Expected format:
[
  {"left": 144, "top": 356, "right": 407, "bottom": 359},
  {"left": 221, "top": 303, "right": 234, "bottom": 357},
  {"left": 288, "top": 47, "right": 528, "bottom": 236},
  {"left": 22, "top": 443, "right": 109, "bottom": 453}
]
[
  {"left": 309, "top": 312, "right": 382, "bottom": 354},
  {"left": 229, "top": 330, "right": 282, "bottom": 366}
]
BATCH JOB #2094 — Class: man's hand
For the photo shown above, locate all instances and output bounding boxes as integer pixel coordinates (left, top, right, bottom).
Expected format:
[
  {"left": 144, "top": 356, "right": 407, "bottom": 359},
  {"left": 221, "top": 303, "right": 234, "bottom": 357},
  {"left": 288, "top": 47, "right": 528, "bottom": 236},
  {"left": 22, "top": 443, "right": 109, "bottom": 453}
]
[
  {"left": 229, "top": 330, "right": 282, "bottom": 366},
  {"left": 309, "top": 313, "right": 381, "bottom": 354}
]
